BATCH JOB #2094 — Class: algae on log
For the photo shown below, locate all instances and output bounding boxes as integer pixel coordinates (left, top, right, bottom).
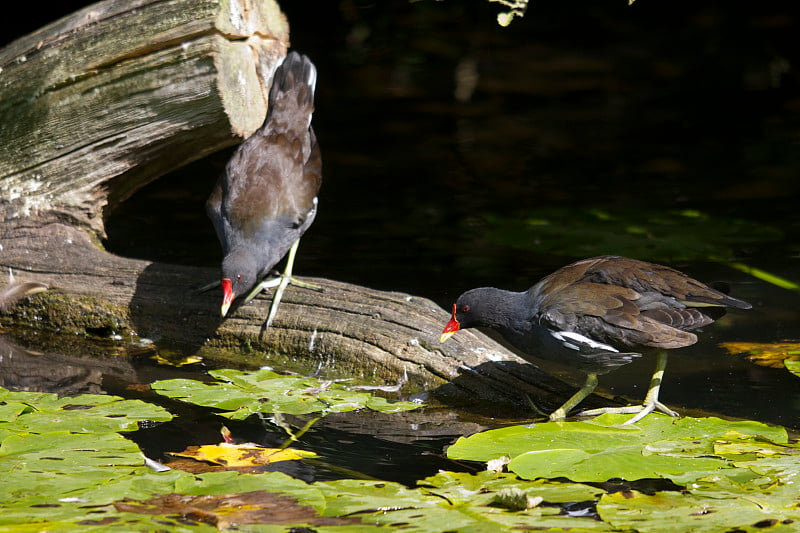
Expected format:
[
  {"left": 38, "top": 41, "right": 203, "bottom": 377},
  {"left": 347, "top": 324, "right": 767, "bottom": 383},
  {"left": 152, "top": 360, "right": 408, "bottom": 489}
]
[{"left": 0, "top": 0, "right": 620, "bottom": 412}]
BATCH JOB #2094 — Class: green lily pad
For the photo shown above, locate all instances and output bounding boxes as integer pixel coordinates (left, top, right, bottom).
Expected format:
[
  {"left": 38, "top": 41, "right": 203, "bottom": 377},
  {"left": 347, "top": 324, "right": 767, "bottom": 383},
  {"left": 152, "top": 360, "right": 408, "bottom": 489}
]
[
  {"left": 0, "top": 389, "right": 172, "bottom": 434},
  {"left": 151, "top": 368, "right": 420, "bottom": 419},
  {"left": 599, "top": 486, "right": 800, "bottom": 533},
  {"left": 786, "top": 359, "right": 800, "bottom": 378},
  {"left": 446, "top": 413, "right": 791, "bottom": 483},
  {"left": 312, "top": 474, "right": 616, "bottom": 532},
  {"left": 419, "top": 470, "right": 602, "bottom": 505}
]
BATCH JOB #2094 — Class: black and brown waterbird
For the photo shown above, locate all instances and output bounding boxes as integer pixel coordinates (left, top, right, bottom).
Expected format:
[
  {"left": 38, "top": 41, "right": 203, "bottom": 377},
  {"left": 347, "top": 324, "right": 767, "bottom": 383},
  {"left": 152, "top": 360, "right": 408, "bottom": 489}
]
[
  {"left": 207, "top": 51, "right": 322, "bottom": 326},
  {"left": 440, "top": 255, "right": 751, "bottom": 424}
]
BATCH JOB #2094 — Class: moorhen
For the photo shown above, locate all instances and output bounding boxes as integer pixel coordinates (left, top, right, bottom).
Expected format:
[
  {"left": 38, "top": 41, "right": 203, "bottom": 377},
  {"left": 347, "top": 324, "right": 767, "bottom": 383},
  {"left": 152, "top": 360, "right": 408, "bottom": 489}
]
[
  {"left": 440, "top": 255, "right": 751, "bottom": 424},
  {"left": 207, "top": 51, "right": 322, "bottom": 326}
]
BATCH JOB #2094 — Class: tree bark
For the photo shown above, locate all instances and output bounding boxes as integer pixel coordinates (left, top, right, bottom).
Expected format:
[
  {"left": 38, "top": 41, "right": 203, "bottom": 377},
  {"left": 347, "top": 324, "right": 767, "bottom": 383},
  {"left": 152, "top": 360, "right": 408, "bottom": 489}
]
[
  {"left": 0, "top": 0, "right": 619, "bottom": 413},
  {"left": 0, "top": 0, "right": 288, "bottom": 235}
]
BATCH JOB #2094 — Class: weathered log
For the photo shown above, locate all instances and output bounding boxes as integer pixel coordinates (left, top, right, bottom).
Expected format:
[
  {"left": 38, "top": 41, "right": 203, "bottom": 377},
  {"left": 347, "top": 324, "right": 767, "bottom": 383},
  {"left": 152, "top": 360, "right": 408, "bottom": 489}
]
[
  {"left": 0, "top": 219, "right": 618, "bottom": 412},
  {"left": 0, "top": 0, "right": 288, "bottom": 235}
]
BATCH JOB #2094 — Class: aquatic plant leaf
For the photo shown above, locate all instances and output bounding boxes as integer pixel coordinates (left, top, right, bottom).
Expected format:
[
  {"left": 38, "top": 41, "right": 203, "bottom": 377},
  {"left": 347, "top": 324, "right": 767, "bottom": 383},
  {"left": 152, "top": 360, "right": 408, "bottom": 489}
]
[
  {"left": 312, "top": 475, "right": 619, "bottom": 531},
  {"left": 786, "top": 359, "right": 800, "bottom": 378},
  {"left": 114, "top": 490, "right": 359, "bottom": 529},
  {"left": 181, "top": 471, "right": 326, "bottom": 508},
  {"left": 720, "top": 341, "right": 800, "bottom": 369},
  {"left": 599, "top": 487, "right": 800, "bottom": 533},
  {"left": 151, "top": 368, "right": 420, "bottom": 418},
  {"left": 170, "top": 443, "right": 317, "bottom": 467},
  {"left": 0, "top": 387, "right": 173, "bottom": 434},
  {"left": 446, "top": 414, "right": 791, "bottom": 483},
  {"left": 419, "top": 470, "right": 602, "bottom": 505}
]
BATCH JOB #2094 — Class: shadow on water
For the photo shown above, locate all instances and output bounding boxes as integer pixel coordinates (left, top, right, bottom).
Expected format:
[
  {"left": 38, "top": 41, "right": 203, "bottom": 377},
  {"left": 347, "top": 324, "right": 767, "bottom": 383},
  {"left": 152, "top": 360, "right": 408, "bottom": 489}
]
[{"left": 3, "top": 0, "right": 800, "bottom": 481}]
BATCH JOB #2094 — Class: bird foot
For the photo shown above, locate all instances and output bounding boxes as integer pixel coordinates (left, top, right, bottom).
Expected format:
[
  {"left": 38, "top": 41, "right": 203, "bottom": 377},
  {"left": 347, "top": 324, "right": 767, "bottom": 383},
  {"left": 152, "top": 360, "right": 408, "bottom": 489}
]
[
  {"left": 547, "top": 408, "right": 569, "bottom": 422},
  {"left": 578, "top": 400, "right": 678, "bottom": 425},
  {"left": 288, "top": 278, "right": 323, "bottom": 292},
  {"left": 245, "top": 275, "right": 321, "bottom": 329}
]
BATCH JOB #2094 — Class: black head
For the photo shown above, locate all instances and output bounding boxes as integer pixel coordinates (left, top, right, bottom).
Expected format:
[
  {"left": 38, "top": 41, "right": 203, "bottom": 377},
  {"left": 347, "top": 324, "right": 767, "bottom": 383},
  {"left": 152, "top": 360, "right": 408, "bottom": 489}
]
[
  {"left": 440, "top": 288, "right": 513, "bottom": 342},
  {"left": 220, "top": 249, "right": 259, "bottom": 316}
]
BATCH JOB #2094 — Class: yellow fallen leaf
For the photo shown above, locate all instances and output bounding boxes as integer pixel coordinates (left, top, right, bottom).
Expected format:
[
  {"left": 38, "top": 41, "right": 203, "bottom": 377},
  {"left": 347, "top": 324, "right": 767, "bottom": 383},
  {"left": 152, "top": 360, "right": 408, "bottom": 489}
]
[
  {"left": 719, "top": 341, "right": 800, "bottom": 369},
  {"left": 151, "top": 353, "right": 203, "bottom": 366},
  {"left": 169, "top": 443, "right": 317, "bottom": 467}
]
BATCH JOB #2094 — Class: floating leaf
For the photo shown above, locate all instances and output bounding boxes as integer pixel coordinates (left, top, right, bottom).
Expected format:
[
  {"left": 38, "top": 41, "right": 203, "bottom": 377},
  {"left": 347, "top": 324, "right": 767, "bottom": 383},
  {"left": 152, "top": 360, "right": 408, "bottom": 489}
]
[
  {"left": 720, "top": 341, "right": 800, "bottom": 369},
  {"left": 446, "top": 414, "right": 790, "bottom": 483},
  {"left": 785, "top": 359, "right": 800, "bottom": 378},
  {"left": 115, "top": 490, "right": 357, "bottom": 529},
  {"left": 420, "top": 470, "right": 601, "bottom": 506},
  {"left": 0, "top": 388, "right": 173, "bottom": 434},
  {"left": 151, "top": 353, "right": 203, "bottom": 366},
  {"left": 599, "top": 484, "right": 800, "bottom": 533},
  {"left": 170, "top": 443, "right": 317, "bottom": 467},
  {"left": 151, "top": 368, "right": 420, "bottom": 419}
]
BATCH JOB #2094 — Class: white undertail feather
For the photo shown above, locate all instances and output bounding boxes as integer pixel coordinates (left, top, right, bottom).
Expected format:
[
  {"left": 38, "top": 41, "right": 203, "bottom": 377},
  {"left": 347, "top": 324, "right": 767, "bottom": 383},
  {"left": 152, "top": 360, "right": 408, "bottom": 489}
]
[{"left": 550, "top": 330, "right": 619, "bottom": 353}]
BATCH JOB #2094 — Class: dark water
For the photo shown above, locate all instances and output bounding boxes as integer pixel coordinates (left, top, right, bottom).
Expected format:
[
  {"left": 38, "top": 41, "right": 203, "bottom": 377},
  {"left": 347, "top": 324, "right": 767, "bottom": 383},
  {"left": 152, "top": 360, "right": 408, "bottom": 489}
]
[{"left": 4, "top": 0, "right": 800, "bottom": 482}]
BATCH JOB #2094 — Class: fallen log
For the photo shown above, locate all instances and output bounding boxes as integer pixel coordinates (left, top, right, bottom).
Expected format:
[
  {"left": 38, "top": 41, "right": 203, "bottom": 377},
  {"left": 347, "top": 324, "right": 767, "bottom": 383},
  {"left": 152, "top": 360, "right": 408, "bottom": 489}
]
[{"left": 0, "top": 219, "right": 616, "bottom": 412}]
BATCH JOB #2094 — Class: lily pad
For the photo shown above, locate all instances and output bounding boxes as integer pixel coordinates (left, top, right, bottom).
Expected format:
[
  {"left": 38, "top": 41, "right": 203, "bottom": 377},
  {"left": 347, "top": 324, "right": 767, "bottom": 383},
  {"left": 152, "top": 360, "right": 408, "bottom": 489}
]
[
  {"left": 786, "top": 359, "right": 800, "bottom": 378},
  {"left": 151, "top": 368, "right": 420, "bottom": 419},
  {"left": 446, "top": 413, "right": 790, "bottom": 483},
  {"left": 0, "top": 388, "right": 172, "bottom": 434},
  {"left": 599, "top": 486, "right": 800, "bottom": 533}
]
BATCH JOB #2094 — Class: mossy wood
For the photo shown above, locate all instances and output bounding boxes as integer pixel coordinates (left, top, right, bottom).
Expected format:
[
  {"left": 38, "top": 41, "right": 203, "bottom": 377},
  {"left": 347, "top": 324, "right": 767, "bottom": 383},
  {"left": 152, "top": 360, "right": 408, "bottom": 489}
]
[{"left": 0, "top": 0, "right": 618, "bottom": 412}]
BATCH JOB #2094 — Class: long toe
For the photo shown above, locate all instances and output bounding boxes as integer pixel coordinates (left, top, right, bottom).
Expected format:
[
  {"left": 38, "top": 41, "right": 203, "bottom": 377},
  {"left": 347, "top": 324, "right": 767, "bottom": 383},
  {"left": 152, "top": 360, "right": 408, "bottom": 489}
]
[
  {"left": 619, "top": 402, "right": 657, "bottom": 425},
  {"left": 580, "top": 400, "right": 678, "bottom": 426},
  {"left": 578, "top": 405, "right": 644, "bottom": 416},
  {"left": 654, "top": 401, "right": 679, "bottom": 417},
  {"left": 264, "top": 274, "right": 293, "bottom": 328}
]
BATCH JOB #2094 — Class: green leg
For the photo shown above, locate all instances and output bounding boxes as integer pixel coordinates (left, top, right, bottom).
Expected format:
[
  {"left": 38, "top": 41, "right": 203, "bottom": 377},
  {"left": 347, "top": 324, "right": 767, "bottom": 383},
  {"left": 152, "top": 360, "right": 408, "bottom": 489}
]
[
  {"left": 549, "top": 373, "right": 599, "bottom": 421},
  {"left": 579, "top": 350, "right": 678, "bottom": 425},
  {"left": 242, "top": 238, "right": 320, "bottom": 328}
]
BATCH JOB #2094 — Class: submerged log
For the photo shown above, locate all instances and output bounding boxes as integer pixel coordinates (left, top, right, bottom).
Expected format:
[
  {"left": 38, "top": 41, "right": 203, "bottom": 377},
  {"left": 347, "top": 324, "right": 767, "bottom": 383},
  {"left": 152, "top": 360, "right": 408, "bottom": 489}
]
[{"left": 0, "top": 0, "right": 619, "bottom": 413}]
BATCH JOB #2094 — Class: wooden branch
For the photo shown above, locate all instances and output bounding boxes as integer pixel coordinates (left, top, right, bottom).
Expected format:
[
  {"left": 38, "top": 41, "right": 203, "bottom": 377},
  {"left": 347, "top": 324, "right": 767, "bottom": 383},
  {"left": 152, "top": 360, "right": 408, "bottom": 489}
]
[{"left": 0, "top": 0, "right": 289, "bottom": 235}]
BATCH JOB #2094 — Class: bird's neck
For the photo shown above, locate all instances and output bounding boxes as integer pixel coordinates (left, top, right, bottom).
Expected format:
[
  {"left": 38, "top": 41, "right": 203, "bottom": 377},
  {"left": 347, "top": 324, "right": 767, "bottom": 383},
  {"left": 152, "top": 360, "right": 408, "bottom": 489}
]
[{"left": 476, "top": 289, "right": 534, "bottom": 331}]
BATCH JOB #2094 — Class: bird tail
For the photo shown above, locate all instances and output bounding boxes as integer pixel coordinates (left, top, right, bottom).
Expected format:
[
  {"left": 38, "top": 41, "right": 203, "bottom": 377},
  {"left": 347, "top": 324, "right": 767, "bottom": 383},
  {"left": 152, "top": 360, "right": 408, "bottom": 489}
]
[{"left": 264, "top": 51, "right": 317, "bottom": 133}]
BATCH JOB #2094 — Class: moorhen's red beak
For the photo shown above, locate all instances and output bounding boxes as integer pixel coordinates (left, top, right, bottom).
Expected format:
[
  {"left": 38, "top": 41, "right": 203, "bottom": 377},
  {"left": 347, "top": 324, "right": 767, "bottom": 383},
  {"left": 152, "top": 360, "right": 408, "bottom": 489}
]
[
  {"left": 440, "top": 304, "right": 461, "bottom": 343},
  {"left": 220, "top": 278, "right": 234, "bottom": 317}
]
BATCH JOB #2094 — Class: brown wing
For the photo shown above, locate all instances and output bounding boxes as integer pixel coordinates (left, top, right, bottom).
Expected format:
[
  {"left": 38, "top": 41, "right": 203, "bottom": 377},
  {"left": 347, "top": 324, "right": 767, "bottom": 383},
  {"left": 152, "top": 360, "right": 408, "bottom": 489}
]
[
  {"left": 532, "top": 256, "right": 748, "bottom": 350},
  {"left": 208, "top": 52, "right": 322, "bottom": 242}
]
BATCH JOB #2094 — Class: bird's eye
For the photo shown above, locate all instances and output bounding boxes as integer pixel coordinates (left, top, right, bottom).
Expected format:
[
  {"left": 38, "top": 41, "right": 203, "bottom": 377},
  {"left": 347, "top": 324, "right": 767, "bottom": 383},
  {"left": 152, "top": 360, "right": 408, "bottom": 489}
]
[
  {"left": 462, "top": 305, "right": 470, "bottom": 313},
  {"left": 236, "top": 274, "right": 243, "bottom": 282}
]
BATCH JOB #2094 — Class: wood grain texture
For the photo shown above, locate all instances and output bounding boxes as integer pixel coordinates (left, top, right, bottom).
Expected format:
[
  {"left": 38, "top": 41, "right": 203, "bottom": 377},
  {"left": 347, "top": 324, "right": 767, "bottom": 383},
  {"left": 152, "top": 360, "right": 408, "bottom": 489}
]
[{"left": 0, "top": 0, "right": 289, "bottom": 234}]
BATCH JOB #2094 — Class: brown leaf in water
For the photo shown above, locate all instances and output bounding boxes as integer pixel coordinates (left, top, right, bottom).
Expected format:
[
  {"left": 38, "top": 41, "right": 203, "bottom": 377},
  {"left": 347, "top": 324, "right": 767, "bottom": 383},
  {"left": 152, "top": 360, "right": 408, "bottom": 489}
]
[{"left": 115, "top": 491, "right": 359, "bottom": 529}]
